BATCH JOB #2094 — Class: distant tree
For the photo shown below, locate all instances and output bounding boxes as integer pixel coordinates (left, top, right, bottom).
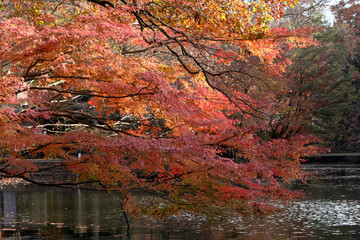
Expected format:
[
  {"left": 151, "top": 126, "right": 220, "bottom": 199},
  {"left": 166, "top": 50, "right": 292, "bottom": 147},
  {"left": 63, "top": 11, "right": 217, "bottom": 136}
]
[
  {"left": 280, "top": 0, "right": 330, "bottom": 27},
  {"left": 332, "top": 0, "right": 360, "bottom": 151},
  {"left": 266, "top": 0, "right": 357, "bottom": 151},
  {"left": 285, "top": 27, "right": 356, "bottom": 151}
]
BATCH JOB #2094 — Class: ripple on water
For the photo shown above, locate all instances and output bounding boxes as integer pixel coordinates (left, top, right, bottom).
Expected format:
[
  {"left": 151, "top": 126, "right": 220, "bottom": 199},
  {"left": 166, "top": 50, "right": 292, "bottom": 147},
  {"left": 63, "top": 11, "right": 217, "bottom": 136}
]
[
  {"left": 217, "top": 199, "right": 360, "bottom": 239},
  {"left": 285, "top": 200, "right": 360, "bottom": 227}
]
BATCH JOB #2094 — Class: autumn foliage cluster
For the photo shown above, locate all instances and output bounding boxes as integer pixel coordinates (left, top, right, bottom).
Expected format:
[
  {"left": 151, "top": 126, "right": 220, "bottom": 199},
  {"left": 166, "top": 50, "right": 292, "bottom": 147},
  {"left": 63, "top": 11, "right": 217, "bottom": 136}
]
[{"left": 0, "top": 0, "right": 326, "bottom": 217}]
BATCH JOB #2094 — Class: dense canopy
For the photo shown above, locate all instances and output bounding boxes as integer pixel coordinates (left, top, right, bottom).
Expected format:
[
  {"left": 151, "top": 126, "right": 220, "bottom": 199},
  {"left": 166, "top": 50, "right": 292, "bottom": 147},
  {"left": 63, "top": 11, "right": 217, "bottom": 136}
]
[{"left": 0, "top": 0, "right": 323, "bottom": 217}]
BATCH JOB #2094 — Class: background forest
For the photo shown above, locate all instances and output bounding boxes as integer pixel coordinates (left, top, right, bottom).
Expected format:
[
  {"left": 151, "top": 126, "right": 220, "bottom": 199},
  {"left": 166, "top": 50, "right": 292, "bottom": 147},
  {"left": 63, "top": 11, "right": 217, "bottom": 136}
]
[{"left": 279, "top": 0, "right": 360, "bottom": 152}]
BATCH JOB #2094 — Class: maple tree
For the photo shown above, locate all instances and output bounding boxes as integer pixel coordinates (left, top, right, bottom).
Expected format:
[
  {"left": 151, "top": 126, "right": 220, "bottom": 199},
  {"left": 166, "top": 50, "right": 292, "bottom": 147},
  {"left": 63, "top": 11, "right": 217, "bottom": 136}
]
[{"left": 0, "top": 0, "right": 322, "bottom": 218}]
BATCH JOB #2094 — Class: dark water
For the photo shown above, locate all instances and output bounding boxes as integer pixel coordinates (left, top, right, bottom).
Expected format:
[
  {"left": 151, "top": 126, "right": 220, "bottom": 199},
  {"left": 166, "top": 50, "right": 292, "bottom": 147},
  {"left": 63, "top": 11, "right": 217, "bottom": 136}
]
[{"left": 0, "top": 166, "right": 359, "bottom": 239}]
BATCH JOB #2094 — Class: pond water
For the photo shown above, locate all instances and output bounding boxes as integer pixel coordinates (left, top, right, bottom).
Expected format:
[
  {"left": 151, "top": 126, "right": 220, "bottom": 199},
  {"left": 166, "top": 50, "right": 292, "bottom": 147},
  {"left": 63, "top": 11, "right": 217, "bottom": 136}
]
[{"left": 0, "top": 165, "right": 359, "bottom": 239}]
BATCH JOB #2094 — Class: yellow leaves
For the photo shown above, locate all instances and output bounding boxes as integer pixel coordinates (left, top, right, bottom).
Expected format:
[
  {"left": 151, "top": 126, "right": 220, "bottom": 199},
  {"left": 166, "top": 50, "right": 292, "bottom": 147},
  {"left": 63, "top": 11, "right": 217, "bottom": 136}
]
[
  {"left": 183, "top": 18, "right": 192, "bottom": 28},
  {"left": 220, "top": 14, "right": 226, "bottom": 21},
  {"left": 134, "top": 0, "right": 299, "bottom": 44},
  {"left": 157, "top": 64, "right": 181, "bottom": 84},
  {"left": 36, "top": 19, "right": 45, "bottom": 25}
]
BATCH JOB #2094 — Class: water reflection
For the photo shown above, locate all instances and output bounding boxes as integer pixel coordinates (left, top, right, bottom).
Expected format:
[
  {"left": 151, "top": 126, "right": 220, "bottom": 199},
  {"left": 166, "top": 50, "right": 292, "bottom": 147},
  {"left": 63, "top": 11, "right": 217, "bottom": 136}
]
[
  {"left": 0, "top": 166, "right": 359, "bottom": 239},
  {"left": 3, "top": 191, "right": 16, "bottom": 227}
]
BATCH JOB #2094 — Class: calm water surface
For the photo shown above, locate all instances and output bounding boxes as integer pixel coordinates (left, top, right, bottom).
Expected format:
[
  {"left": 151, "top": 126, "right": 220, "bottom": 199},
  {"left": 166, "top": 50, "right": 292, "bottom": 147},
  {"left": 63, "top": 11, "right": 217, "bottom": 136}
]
[{"left": 0, "top": 165, "right": 359, "bottom": 239}]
